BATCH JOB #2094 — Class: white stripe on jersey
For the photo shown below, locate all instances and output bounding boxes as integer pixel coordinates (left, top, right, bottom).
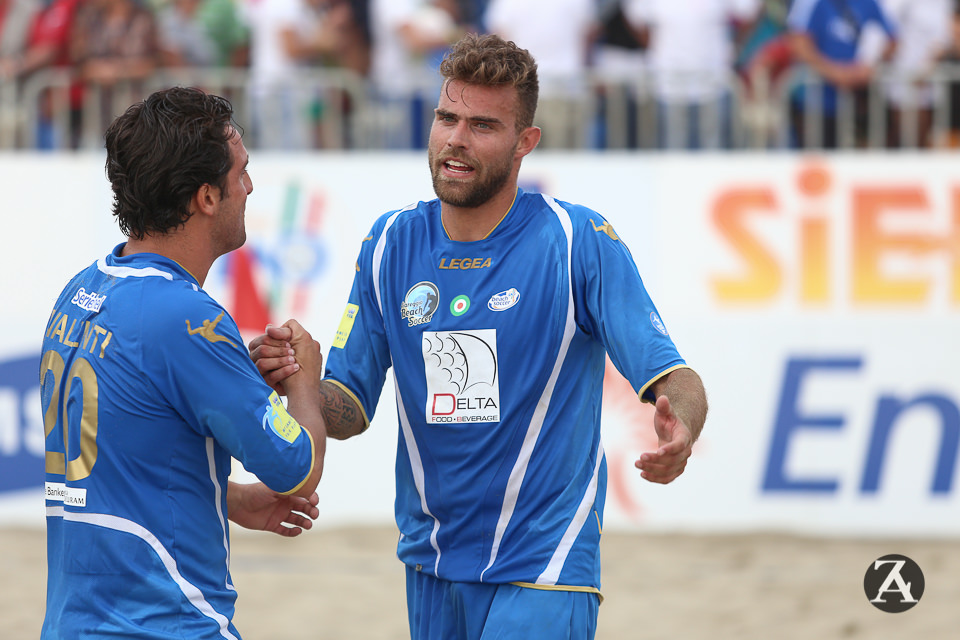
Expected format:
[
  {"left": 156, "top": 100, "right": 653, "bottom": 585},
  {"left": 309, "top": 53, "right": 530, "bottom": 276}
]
[
  {"left": 47, "top": 506, "right": 239, "bottom": 640},
  {"left": 372, "top": 205, "right": 414, "bottom": 315},
  {"left": 373, "top": 205, "right": 444, "bottom": 573},
  {"left": 394, "top": 375, "right": 443, "bottom": 574},
  {"left": 480, "top": 194, "right": 578, "bottom": 583},
  {"left": 206, "top": 437, "right": 236, "bottom": 592},
  {"left": 97, "top": 258, "right": 175, "bottom": 281},
  {"left": 537, "top": 441, "right": 604, "bottom": 585}
]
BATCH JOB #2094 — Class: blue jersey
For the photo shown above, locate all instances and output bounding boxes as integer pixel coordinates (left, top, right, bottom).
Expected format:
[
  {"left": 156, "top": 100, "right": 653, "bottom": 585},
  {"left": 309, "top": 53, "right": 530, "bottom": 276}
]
[
  {"left": 40, "top": 245, "right": 316, "bottom": 639},
  {"left": 325, "top": 190, "right": 687, "bottom": 592},
  {"left": 788, "top": 0, "right": 897, "bottom": 113}
]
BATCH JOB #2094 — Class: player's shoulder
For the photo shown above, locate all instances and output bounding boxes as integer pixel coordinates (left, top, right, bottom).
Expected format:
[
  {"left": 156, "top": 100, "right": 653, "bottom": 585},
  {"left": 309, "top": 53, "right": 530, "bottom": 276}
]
[
  {"left": 532, "top": 192, "right": 611, "bottom": 233},
  {"left": 369, "top": 199, "right": 438, "bottom": 241},
  {"left": 143, "top": 284, "right": 219, "bottom": 338}
]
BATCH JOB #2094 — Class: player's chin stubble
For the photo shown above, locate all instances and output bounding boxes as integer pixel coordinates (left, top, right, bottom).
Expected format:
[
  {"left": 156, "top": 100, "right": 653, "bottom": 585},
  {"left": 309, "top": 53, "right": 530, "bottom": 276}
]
[{"left": 429, "top": 151, "right": 513, "bottom": 209}]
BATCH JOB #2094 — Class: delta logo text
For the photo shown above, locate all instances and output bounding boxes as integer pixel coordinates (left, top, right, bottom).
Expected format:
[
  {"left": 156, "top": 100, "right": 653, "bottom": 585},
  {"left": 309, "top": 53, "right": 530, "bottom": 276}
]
[{"left": 422, "top": 329, "right": 500, "bottom": 424}]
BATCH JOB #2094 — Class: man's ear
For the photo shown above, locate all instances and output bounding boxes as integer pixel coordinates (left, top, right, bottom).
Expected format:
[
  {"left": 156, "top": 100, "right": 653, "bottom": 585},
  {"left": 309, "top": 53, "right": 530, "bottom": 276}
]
[
  {"left": 515, "top": 126, "right": 541, "bottom": 159},
  {"left": 193, "top": 183, "right": 220, "bottom": 217}
]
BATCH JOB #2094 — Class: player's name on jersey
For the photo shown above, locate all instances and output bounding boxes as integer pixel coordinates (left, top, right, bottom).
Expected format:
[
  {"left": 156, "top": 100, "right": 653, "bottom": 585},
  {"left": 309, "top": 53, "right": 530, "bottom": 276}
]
[
  {"left": 45, "top": 311, "right": 114, "bottom": 358},
  {"left": 438, "top": 257, "right": 492, "bottom": 270}
]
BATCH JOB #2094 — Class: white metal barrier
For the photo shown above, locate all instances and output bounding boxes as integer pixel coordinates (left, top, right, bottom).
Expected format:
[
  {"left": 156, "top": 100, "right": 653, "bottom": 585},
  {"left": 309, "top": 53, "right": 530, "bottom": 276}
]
[{"left": 4, "top": 65, "right": 960, "bottom": 151}]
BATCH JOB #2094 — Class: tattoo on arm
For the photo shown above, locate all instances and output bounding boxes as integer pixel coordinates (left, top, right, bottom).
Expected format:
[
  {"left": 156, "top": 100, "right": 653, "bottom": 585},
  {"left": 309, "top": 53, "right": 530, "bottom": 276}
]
[{"left": 318, "top": 381, "right": 365, "bottom": 439}]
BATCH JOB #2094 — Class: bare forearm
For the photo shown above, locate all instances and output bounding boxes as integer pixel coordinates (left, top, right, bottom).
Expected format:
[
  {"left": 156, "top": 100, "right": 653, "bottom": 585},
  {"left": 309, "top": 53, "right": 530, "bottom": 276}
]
[
  {"left": 319, "top": 380, "right": 366, "bottom": 440},
  {"left": 651, "top": 368, "right": 708, "bottom": 441},
  {"left": 285, "top": 382, "right": 327, "bottom": 494}
]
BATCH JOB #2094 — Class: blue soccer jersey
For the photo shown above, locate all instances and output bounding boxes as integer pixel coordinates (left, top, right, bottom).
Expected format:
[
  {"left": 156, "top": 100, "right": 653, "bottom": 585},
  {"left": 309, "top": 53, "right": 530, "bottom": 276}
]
[
  {"left": 39, "top": 245, "right": 316, "bottom": 639},
  {"left": 325, "top": 189, "right": 688, "bottom": 593}
]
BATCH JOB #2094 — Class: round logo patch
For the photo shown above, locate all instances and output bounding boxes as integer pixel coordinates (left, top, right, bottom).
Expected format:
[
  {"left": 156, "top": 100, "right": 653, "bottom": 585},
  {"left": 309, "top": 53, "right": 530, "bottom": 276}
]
[
  {"left": 402, "top": 281, "right": 440, "bottom": 327},
  {"left": 450, "top": 295, "right": 471, "bottom": 316},
  {"left": 487, "top": 288, "right": 520, "bottom": 312}
]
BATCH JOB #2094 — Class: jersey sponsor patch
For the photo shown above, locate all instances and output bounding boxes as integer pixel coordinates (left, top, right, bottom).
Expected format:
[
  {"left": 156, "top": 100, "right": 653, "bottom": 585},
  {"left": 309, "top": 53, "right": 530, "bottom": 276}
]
[
  {"left": 45, "top": 482, "right": 87, "bottom": 507},
  {"left": 333, "top": 303, "right": 360, "bottom": 349},
  {"left": 71, "top": 287, "right": 106, "bottom": 313},
  {"left": 402, "top": 281, "right": 440, "bottom": 327},
  {"left": 487, "top": 288, "right": 520, "bottom": 311},
  {"left": 422, "top": 329, "right": 500, "bottom": 424},
  {"left": 261, "top": 392, "right": 303, "bottom": 444}
]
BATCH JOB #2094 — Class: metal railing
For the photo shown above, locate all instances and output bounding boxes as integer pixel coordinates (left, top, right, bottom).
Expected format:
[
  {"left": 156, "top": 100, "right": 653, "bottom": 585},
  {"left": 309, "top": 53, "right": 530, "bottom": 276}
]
[{"left": 3, "top": 64, "right": 960, "bottom": 151}]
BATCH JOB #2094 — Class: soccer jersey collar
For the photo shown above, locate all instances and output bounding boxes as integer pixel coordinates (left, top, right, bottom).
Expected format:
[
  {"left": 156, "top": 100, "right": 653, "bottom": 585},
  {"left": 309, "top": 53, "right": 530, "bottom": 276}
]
[{"left": 108, "top": 242, "right": 201, "bottom": 287}]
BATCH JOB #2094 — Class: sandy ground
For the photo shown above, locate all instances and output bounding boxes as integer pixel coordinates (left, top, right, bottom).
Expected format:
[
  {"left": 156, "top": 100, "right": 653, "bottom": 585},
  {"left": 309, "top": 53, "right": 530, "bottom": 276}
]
[{"left": 2, "top": 525, "right": 957, "bottom": 639}]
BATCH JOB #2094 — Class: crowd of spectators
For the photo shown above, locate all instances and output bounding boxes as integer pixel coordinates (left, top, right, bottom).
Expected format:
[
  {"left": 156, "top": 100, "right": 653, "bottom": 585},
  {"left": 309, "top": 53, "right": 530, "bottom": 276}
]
[{"left": 2, "top": 0, "right": 960, "bottom": 150}]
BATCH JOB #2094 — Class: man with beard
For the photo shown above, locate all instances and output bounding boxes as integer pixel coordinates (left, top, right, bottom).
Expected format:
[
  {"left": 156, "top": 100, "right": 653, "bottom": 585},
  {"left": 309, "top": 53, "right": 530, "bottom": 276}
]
[{"left": 251, "top": 33, "right": 707, "bottom": 639}]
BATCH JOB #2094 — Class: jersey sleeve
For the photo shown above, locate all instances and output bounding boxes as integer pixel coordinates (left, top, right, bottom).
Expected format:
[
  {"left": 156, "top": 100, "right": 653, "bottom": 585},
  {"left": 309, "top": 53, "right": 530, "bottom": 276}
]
[
  {"left": 569, "top": 206, "right": 688, "bottom": 403},
  {"left": 323, "top": 215, "right": 396, "bottom": 426},
  {"left": 141, "top": 285, "right": 315, "bottom": 494}
]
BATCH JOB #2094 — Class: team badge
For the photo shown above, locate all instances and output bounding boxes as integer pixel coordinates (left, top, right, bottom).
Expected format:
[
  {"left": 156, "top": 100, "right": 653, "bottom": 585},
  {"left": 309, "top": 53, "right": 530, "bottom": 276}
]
[
  {"left": 402, "top": 281, "right": 440, "bottom": 327},
  {"left": 487, "top": 288, "right": 520, "bottom": 312}
]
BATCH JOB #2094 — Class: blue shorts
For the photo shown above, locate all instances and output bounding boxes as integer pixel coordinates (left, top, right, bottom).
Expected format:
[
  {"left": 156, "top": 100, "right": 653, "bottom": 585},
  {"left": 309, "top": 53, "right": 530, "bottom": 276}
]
[{"left": 406, "top": 566, "right": 600, "bottom": 640}]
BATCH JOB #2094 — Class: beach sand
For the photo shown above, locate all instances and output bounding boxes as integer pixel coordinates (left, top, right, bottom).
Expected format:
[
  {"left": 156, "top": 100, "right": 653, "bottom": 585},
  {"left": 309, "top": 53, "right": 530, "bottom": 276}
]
[{"left": 3, "top": 526, "right": 956, "bottom": 639}]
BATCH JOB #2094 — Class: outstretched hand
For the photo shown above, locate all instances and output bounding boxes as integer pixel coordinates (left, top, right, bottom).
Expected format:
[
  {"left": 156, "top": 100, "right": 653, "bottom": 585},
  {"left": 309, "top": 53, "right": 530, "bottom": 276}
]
[
  {"left": 635, "top": 395, "right": 694, "bottom": 485},
  {"left": 228, "top": 482, "right": 320, "bottom": 537}
]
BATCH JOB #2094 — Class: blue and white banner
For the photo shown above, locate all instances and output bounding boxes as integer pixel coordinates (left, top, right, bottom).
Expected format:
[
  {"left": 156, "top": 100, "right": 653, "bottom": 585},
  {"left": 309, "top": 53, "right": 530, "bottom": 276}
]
[{"left": 3, "top": 152, "right": 958, "bottom": 536}]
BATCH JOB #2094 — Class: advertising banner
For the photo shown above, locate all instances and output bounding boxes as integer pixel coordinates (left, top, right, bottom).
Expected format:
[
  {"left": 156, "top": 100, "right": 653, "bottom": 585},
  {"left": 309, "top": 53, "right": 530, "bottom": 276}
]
[{"left": 3, "top": 152, "right": 957, "bottom": 536}]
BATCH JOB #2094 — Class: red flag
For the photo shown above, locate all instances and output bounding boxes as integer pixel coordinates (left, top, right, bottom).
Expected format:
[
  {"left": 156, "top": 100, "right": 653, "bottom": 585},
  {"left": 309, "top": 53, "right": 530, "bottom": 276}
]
[{"left": 229, "top": 246, "right": 270, "bottom": 333}]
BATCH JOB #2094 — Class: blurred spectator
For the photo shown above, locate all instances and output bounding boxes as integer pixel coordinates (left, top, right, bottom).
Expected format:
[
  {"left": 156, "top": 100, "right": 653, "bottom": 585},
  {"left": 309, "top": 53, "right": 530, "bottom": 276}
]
[
  {"left": 299, "top": 0, "right": 370, "bottom": 148},
  {"left": 485, "top": 0, "right": 597, "bottom": 149},
  {"left": 6, "top": 0, "right": 82, "bottom": 148},
  {"left": 241, "top": 0, "right": 317, "bottom": 149},
  {"left": 158, "top": 0, "right": 218, "bottom": 67},
  {"left": 368, "top": 0, "right": 464, "bottom": 148},
  {"left": 785, "top": 0, "right": 898, "bottom": 149},
  {"left": 736, "top": 0, "right": 790, "bottom": 73},
  {"left": 738, "top": 0, "right": 793, "bottom": 147},
  {"left": 70, "top": 0, "right": 160, "bottom": 147},
  {"left": 304, "top": 0, "right": 369, "bottom": 78},
  {"left": 879, "top": 0, "right": 952, "bottom": 148},
  {"left": 0, "top": 0, "right": 38, "bottom": 147},
  {"left": 591, "top": 0, "right": 649, "bottom": 148},
  {"left": 623, "top": 0, "right": 761, "bottom": 150},
  {"left": 242, "top": 0, "right": 369, "bottom": 149},
  {"left": 940, "top": 0, "right": 960, "bottom": 147},
  {"left": 196, "top": 0, "right": 250, "bottom": 67},
  {"left": 0, "top": 0, "right": 39, "bottom": 75}
]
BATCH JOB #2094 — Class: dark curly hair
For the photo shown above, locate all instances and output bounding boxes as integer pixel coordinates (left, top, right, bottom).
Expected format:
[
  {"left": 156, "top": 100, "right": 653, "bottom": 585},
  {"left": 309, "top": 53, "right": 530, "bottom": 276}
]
[
  {"left": 438, "top": 33, "right": 539, "bottom": 131},
  {"left": 104, "top": 87, "right": 239, "bottom": 240}
]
